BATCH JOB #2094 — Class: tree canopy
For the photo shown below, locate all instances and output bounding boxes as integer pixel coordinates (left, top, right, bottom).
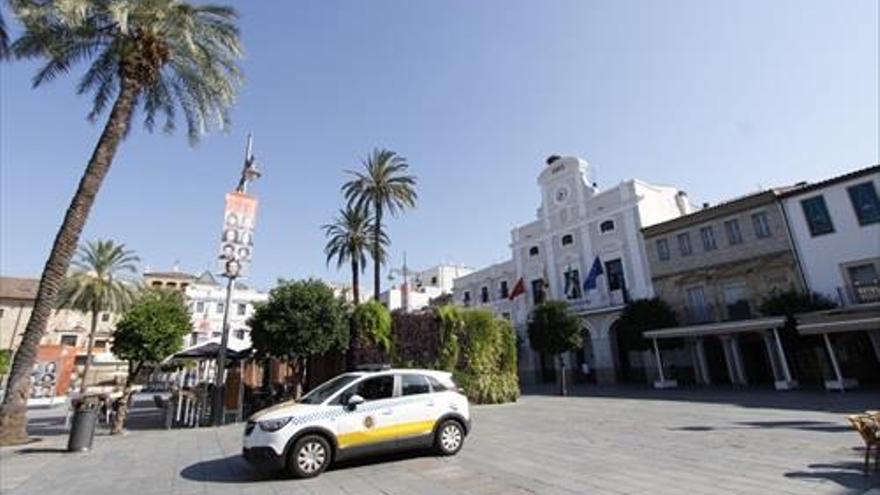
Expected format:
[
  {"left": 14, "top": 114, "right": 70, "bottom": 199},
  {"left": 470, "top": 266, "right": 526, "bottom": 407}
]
[
  {"left": 248, "top": 279, "right": 349, "bottom": 361},
  {"left": 759, "top": 289, "right": 837, "bottom": 317},
  {"left": 112, "top": 289, "right": 192, "bottom": 366},
  {"left": 616, "top": 298, "right": 678, "bottom": 351},
  {"left": 527, "top": 301, "right": 582, "bottom": 356}
]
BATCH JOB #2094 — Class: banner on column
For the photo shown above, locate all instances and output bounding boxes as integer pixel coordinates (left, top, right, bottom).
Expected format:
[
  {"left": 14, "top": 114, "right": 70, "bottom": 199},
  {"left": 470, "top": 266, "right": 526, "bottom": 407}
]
[{"left": 219, "top": 192, "right": 259, "bottom": 275}]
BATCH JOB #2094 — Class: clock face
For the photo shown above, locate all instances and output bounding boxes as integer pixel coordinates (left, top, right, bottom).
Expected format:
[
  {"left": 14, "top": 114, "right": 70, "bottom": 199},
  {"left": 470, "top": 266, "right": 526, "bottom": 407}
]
[{"left": 555, "top": 186, "right": 570, "bottom": 204}]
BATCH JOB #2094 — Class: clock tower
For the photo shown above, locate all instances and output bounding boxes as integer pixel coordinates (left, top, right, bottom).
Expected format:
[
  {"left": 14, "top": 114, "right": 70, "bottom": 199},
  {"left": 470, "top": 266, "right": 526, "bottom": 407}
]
[{"left": 537, "top": 155, "right": 597, "bottom": 220}]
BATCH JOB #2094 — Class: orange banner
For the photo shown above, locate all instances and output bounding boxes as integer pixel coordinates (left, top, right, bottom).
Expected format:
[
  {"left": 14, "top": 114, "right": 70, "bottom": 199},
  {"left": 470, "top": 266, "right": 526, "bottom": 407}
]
[{"left": 219, "top": 192, "right": 259, "bottom": 274}]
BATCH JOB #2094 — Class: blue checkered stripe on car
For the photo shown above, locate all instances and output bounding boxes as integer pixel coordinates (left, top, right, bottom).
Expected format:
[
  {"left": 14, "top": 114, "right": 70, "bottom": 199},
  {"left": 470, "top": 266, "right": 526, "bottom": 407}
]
[{"left": 288, "top": 396, "right": 429, "bottom": 426}]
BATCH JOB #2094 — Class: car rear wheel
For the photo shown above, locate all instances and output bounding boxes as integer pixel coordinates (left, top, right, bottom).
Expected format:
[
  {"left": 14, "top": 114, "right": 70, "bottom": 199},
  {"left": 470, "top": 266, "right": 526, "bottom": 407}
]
[
  {"left": 288, "top": 435, "right": 331, "bottom": 478},
  {"left": 434, "top": 420, "right": 465, "bottom": 456}
]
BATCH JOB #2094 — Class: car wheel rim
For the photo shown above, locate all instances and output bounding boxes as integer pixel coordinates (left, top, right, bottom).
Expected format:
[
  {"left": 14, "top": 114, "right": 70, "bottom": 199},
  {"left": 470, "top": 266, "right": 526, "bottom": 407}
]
[
  {"left": 297, "top": 441, "right": 326, "bottom": 473},
  {"left": 440, "top": 424, "right": 462, "bottom": 451}
]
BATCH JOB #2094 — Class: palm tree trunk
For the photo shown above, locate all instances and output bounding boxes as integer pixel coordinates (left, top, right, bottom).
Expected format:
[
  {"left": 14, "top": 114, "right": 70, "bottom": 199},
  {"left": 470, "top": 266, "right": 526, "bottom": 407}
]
[
  {"left": 0, "top": 77, "right": 140, "bottom": 445},
  {"left": 79, "top": 305, "right": 101, "bottom": 395},
  {"left": 373, "top": 202, "right": 382, "bottom": 301},
  {"left": 347, "top": 259, "right": 360, "bottom": 370},
  {"left": 351, "top": 259, "right": 360, "bottom": 305}
]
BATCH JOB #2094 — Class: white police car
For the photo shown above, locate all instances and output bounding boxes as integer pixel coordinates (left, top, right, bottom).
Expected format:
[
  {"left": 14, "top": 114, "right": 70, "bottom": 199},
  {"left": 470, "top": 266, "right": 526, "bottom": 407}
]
[{"left": 242, "top": 367, "right": 471, "bottom": 478}]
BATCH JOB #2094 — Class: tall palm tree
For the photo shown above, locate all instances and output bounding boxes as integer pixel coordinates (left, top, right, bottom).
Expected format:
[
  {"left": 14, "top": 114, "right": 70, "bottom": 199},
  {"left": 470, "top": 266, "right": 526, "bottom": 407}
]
[
  {"left": 322, "top": 207, "right": 388, "bottom": 305},
  {"left": 58, "top": 240, "right": 139, "bottom": 394},
  {"left": 0, "top": 0, "right": 243, "bottom": 445},
  {"left": 0, "top": 12, "right": 9, "bottom": 60},
  {"left": 342, "top": 149, "right": 417, "bottom": 301}
]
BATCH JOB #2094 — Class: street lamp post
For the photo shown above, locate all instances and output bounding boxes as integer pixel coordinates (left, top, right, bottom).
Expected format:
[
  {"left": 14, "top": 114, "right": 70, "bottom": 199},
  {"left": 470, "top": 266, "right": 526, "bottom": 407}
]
[
  {"left": 212, "top": 134, "right": 261, "bottom": 427},
  {"left": 387, "top": 252, "right": 418, "bottom": 313}
]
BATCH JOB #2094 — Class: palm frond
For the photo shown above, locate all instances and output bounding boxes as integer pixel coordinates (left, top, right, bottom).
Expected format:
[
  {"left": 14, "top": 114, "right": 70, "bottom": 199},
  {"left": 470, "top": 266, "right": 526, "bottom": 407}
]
[
  {"left": 9, "top": 0, "right": 243, "bottom": 144},
  {"left": 60, "top": 239, "right": 140, "bottom": 314}
]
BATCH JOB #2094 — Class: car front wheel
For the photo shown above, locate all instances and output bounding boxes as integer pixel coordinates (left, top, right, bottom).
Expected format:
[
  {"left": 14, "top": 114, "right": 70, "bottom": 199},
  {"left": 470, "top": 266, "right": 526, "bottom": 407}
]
[
  {"left": 434, "top": 420, "right": 465, "bottom": 456},
  {"left": 288, "top": 435, "right": 331, "bottom": 478}
]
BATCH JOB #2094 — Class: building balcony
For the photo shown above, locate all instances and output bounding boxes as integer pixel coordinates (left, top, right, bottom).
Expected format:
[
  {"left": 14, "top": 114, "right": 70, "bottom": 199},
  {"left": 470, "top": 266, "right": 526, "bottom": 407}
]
[
  {"left": 682, "top": 304, "right": 716, "bottom": 325},
  {"left": 840, "top": 283, "right": 880, "bottom": 306},
  {"left": 564, "top": 289, "right": 629, "bottom": 314}
]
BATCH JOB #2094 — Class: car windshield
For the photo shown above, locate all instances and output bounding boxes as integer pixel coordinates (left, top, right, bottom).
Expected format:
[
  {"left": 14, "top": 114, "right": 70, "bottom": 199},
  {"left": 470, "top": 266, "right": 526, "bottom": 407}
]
[{"left": 298, "top": 374, "right": 360, "bottom": 405}]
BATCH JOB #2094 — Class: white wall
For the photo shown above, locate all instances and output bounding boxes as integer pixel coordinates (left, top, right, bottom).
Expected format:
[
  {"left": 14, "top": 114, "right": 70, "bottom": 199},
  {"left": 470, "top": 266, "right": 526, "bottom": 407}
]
[
  {"left": 185, "top": 282, "right": 268, "bottom": 345},
  {"left": 782, "top": 170, "right": 880, "bottom": 303}
]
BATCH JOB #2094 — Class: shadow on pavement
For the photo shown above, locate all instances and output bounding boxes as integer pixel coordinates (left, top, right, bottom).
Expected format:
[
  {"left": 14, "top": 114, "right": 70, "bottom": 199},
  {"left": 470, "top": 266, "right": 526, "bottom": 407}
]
[
  {"left": 735, "top": 420, "right": 851, "bottom": 433},
  {"left": 16, "top": 447, "right": 67, "bottom": 455},
  {"left": 180, "top": 450, "right": 432, "bottom": 483},
  {"left": 521, "top": 383, "right": 880, "bottom": 414},
  {"left": 784, "top": 461, "right": 880, "bottom": 491},
  {"left": 329, "top": 449, "right": 432, "bottom": 471},
  {"left": 670, "top": 420, "right": 851, "bottom": 434},
  {"left": 180, "top": 455, "right": 263, "bottom": 483}
]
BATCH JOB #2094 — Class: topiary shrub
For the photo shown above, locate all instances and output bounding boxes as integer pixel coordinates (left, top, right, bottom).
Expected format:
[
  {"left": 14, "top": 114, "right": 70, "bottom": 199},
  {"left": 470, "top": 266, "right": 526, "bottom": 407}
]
[
  {"left": 391, "top": 309, "right": 442, "bottom": 367},
  {"left": 352, "top": 301, "right": 393, "bottom": 353},
  {"left": 448, "top": 307, "right": 519, "bottom": 404},
  {"left": 378, "top": 306, "right": 519, "bottom": 404}
]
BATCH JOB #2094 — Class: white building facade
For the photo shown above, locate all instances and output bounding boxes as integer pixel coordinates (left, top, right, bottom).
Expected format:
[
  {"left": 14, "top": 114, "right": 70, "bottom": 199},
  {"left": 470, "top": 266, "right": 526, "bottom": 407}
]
[
  {"left": 380, "top": 264, "right": 473, "bottom": 312},
  {"left": 184, "top": 271, "right": 268, "bottom": 347},
  {"left": 780, "top": 165, "right": 880, "bottom": 306},
  {"left": 453, "top": 156, "right": 690, "bottom": 384}
]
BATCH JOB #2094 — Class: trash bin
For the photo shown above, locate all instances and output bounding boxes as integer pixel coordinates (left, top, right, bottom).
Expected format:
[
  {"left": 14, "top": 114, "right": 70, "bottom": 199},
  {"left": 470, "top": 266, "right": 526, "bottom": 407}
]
[{"left": 67, "top": 398, "right": 100, "bottom": 452}]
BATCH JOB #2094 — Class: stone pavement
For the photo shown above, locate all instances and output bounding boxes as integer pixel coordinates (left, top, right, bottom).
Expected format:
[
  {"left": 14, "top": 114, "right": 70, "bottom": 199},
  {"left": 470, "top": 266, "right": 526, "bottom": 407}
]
[{"left": 1, "top": 387, "right": 878, "bottom": 494}]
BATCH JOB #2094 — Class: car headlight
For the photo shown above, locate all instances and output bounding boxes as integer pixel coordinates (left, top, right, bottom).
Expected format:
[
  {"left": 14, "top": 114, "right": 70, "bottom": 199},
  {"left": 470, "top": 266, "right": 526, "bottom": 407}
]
[{"left": 258, "top": 417, "right": 292, "bottom": 432}]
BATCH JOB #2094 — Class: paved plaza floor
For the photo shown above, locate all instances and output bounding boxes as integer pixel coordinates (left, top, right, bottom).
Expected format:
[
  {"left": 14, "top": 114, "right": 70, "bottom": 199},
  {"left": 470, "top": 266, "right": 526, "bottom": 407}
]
[{"left": 1, "top": 386, "right": 878, "bottom": 494}]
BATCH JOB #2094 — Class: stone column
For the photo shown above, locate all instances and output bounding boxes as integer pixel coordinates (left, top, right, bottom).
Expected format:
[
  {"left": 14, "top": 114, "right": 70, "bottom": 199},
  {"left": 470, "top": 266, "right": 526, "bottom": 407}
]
[
  {"left": 720, "top": 335, "right": 747, "bottom": 385},
  {"left": 729, "top": 335, "right": 747, "bottom": 385},
  {"left": 868, "top": 330, "right": 880, "bottom": 364},
  {"left": 762, "top": 332, "right": 782, "bottom": 381},
  {"left": 693, "top": 338, "right": 711, "bottom": 385},
  {"left": 771, "top": 327, "right": 797, "bottom": 389}
]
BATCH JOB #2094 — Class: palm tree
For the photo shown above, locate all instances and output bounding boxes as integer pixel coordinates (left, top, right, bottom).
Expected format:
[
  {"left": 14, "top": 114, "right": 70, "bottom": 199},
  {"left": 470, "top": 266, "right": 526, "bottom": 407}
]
[
  {"left": 342, "top": 149, "right": 417, "bottom": 300},
  {"left": 0, "top": 12, "right": 9, "bottom": 60},
  {"left": 0, "top": 0, "right": 243, "bottom": 445},
  {"left": 58, "top": 240, "right": 139, "bottom": 394},
  {"left": 323, "top": 207, "right": 369, "bottom": 305}
]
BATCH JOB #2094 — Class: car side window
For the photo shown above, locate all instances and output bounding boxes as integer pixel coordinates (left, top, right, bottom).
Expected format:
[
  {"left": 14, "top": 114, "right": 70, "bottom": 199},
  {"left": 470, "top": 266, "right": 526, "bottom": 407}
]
[
  {"left": 401, "top": 374, "right": 430, "bottom": 396},
  {"left": 425, "top": 376, "right": 447, "bottom": 392},
  {"left": 354, "top": 376, "right": 395, "bottom": 402}
]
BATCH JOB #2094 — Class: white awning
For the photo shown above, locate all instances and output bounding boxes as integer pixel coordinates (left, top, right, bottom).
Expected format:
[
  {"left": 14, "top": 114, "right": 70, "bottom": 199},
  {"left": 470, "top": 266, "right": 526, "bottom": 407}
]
[
  {"left": 644, "top": 316, "right": 786, "bottom": 339},
  {"left": 797, "top": 317, "right": 880, "bottom": 335}
]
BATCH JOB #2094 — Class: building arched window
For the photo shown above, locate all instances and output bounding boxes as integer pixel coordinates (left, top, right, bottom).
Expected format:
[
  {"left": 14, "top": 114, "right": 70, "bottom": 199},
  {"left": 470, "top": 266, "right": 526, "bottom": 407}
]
[
  {"left": 480, "top": 286, "right": 489, "bottom": 303},
  {"left": 561, "top": 234, "right": 574, "bottom": 246},
  {"left": 600, "top": 220, "right": 615, "bottom": 233},
  {"left": 529, "top": 246, "right": 540, "bottom": 256}
]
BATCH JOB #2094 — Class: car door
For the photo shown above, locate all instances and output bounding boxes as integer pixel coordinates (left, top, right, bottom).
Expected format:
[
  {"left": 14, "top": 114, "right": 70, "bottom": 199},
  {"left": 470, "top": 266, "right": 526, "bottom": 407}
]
[
  {"left": 334, "top": 375, "right": 399, "bottom": 455},
  {"left": 394, "top": 373, "right": 437, "bottom": 448}
]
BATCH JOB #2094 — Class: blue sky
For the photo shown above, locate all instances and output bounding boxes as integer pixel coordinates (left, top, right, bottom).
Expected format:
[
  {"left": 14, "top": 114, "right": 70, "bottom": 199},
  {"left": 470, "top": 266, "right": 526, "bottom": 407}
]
[{"left": 1, "top": 0, "right": 878, "bottom": 290}]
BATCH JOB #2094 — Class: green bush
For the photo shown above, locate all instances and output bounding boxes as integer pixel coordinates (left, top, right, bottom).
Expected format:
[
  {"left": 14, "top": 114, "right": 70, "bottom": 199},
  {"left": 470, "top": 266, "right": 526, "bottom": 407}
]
[
  {"left": 0, "top": 349, "right": 11, "bottom": 376},
  {"left": 352, "top": 301, "right": 393, "bottom": 353},
  {"left": 353, "top": 305, "right": 519, "bottom": 404},
  {"left": 438, "top": 307, "right": 519, "bottom": 404}
]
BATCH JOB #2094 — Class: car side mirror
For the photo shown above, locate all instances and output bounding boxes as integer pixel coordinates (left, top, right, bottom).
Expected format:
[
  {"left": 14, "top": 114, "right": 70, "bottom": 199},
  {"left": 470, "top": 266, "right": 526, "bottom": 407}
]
[{"left": 345, "top": 394, "right": 365, "bottom": 410}]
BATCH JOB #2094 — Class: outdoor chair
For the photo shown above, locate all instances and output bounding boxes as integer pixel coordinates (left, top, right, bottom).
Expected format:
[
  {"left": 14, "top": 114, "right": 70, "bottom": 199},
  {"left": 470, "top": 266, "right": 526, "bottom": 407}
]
[{"left": 847, "top": 414, "right": 880, "bottom": 475}]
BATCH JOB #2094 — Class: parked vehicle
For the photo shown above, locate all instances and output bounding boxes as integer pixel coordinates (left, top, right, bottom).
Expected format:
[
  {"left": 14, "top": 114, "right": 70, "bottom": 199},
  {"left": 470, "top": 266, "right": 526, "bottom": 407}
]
[{"left": 242, "top": 367, "right": 471, "bottom": 478}]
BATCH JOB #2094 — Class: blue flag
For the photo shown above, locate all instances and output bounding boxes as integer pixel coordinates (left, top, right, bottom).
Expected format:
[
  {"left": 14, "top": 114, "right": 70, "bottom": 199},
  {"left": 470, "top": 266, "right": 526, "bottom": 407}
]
[{"left": 583, "top": 256, "right": 604, "bottom": 291}]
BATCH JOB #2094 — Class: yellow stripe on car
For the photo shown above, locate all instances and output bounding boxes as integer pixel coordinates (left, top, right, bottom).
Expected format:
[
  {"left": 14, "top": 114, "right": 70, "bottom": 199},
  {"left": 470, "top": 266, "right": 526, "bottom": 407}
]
[{"left": 337, "top": 420, "right": 435, "bottom": 449}]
